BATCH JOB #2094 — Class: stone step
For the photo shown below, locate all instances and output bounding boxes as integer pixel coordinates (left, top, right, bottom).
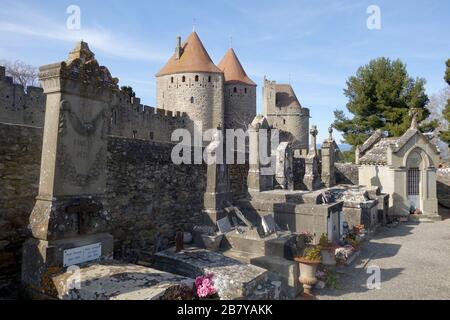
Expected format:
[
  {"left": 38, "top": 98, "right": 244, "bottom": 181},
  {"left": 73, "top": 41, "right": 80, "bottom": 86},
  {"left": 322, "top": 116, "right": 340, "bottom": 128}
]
[{"left": 223, "top": 249, "right": 300, "bottom": 299}]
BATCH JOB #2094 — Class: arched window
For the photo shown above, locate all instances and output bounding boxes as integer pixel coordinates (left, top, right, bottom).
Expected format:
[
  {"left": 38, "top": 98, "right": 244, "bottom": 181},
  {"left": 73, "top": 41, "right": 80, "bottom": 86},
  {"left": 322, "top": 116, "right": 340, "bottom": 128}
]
[
  {"left": 233, "top": 87, "right": 237, "bottom": 93},
  {"left": 195, "top": 75, "right": 199, "bottom": 82},
  {"left": 171, "top": 77, "right": 174, "bottom": 83},
  {"left": 245, "top": 88, "right": 247, "bottom": 94},
  {"left": 182, "top": 76, "right": 186, "bottom": 82},
  {"left": 208, "top": 76, "right": 211, "bottom": 82},
  {"left": 190, "top": 96, "right": 194, "bottom": 104}
]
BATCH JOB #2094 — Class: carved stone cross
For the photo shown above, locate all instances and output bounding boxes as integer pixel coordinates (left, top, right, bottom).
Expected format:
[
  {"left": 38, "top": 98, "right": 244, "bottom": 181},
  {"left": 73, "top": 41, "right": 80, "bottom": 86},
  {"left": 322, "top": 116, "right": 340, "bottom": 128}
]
[
  {"left": 65, "top": 199, "right": 102, "bottom": 234},
  {"left": 310, "top": 125, "right": 318, "bottom": 156}
]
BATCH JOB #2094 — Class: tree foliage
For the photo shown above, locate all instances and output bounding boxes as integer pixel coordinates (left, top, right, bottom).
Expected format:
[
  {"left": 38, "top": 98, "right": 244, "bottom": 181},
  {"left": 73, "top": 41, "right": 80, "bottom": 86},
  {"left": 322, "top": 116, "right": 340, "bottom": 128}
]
[
  {"left": 440, "top": 59, "right": 450, "bottom": 145},
  {"left": 333, "top": 57, "right": 434, "bottom": 148}
]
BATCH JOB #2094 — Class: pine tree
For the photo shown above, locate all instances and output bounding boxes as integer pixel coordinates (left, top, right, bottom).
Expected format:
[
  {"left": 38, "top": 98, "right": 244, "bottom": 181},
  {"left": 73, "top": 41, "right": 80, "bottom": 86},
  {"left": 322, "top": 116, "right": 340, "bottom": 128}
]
[
  {"left": 440, "top": 59, "right": 450, "bottom": 144},
  {"left": 333, "top": 57, "right": 435, "bottom": 148}
]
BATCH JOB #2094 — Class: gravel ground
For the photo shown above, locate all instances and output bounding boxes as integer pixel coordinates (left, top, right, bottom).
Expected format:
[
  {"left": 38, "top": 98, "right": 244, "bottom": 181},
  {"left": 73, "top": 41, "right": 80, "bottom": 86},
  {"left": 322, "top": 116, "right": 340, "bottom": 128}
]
[{"left": 316, "top": 219, "right": 450, "bottom": 300}]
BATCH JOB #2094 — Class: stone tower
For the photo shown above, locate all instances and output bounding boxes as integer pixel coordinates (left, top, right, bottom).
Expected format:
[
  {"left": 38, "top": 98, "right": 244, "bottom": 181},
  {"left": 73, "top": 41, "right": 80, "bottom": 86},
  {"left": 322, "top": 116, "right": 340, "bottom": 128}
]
[
  {"left": 217, "top": 48, "right": 256, "bottom": 130},
  {"left": 156, "top": 32, "right": 225, "bottom": 135},
  {"left": 262, "top": 77, "right": 310, "bottom": 155}
]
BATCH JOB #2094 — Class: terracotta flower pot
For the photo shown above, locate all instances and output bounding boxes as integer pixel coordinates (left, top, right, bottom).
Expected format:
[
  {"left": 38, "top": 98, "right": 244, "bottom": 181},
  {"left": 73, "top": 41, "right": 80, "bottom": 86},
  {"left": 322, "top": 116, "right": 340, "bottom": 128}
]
[
  {"left": 295, "top": 257, "right": 321, "bottom": 296},
  {"left": 320, "top": 246, "right": 336, "bottom": 267}
]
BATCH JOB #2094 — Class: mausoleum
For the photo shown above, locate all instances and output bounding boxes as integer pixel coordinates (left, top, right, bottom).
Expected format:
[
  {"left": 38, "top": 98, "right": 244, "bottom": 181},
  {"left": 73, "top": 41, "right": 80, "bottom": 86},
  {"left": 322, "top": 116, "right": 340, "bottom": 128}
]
[{"left": 356, "top": 113, "right": 440, "bottom": 219}]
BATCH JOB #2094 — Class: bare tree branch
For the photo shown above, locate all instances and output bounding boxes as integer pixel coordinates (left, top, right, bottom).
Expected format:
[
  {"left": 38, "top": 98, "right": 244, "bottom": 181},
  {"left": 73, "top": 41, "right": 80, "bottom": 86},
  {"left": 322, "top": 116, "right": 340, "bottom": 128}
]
[{"left": 0, "top": 59, "right": 39, "bottom": 90}]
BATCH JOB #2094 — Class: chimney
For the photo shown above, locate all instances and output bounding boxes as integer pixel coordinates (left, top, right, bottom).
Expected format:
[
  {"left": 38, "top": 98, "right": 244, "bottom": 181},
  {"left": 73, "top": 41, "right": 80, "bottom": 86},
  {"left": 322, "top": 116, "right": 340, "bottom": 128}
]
[{"left": 175, "top": 36, "right": 183, "bottom": 60}]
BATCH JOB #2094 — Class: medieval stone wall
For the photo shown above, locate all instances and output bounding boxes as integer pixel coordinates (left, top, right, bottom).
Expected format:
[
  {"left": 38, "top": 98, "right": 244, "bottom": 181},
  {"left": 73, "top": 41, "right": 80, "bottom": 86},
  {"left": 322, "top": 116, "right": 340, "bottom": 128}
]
[
  {"left": 0, "top": 67, "right": 45, "bottom": 127},
  {"left": 0, "top": 123, "right": 42, "bottom": 297},
  {"left": 335, "top": 163, "right": 359, "bottom": 185},
  {"left": 105, "top": 137, "right": 207, "bottom": 260},
  {"left": 0, "top": 71, "right": 188, "bottom": 143}
]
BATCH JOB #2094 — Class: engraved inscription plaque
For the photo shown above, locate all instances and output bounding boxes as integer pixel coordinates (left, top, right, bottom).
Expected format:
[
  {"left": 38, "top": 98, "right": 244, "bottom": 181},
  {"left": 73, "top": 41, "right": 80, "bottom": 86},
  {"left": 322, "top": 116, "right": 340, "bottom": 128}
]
[{"left": 63, "top": 243, "right": 102, "bottom": 267}]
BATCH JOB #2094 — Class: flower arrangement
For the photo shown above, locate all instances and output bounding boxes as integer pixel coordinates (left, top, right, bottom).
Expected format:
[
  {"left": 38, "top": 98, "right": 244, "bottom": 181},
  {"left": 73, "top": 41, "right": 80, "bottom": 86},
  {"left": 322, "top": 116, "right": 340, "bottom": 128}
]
[
  {"left": 299, "top": 231, "right": 314, "bottom": 245},
  {"left": 319, "top": 233, "right": 334, "bottom": 249},
  {"left": 195, "top": 273, "right": 217, "bottom": 299},
  {"left": 301, "top": 245, "right": 322, "bottom": 262}
]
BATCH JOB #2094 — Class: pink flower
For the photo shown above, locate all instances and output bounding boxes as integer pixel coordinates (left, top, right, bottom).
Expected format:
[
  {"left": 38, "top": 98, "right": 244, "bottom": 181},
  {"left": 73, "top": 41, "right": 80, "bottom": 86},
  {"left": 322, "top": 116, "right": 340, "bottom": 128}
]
[
  {"left": 197, "top": 285, "right": 209, "bottom": 298},
  {"left": 195, "top": 276, "right": 203, "bottom": 288}
]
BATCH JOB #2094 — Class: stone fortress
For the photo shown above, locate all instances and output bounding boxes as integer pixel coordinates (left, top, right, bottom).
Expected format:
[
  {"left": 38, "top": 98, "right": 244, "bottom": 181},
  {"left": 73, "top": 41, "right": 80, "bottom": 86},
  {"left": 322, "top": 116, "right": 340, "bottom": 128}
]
[
  {"left": 0, "top": 32, "right": 310, "bottom": 152},
  {"left": 0, "top": 31, "right": 448, "bottom": 300}
]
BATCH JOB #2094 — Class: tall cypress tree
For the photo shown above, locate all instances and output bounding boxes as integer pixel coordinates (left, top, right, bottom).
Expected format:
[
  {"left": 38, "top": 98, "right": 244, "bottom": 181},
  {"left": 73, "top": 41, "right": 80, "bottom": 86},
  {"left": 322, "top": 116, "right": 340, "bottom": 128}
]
[{"left": 334, "top": 57, "right": 434, "bottom": 148}]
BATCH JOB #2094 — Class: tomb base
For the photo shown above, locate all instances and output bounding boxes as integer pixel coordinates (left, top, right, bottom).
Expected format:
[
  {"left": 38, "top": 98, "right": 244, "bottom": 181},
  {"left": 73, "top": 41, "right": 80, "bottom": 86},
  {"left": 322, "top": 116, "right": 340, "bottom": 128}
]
[{"left": 21, "top": 233, "right": 114, "bottom": 296}]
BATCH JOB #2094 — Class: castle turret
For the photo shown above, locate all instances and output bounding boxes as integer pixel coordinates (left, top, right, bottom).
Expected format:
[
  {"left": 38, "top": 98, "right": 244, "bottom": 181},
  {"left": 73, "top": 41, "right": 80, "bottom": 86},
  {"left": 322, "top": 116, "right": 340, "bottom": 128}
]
[
  {"left": 217, "top": 48, "right": 256, "bottom": 130},
  {"left": 263, "top": 77, "right": 310, "bottom": 154},
  {"left": 156, "top": 32, "right": 224, "bottom": 134}
]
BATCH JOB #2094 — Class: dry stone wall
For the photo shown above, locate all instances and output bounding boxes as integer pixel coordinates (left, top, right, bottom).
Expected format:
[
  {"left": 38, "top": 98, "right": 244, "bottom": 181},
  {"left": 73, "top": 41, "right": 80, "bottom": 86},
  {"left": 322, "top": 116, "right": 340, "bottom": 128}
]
[{"left": 0, "top": 123, "right": 42, "bottom": 297}]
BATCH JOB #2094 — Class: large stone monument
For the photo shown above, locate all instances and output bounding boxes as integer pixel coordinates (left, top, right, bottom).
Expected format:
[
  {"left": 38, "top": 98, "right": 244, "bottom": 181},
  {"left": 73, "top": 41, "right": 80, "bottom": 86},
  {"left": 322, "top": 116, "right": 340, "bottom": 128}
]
[
  {"left": 22, "top": 42, "right": 195, "bottom": 300},
  {"left": 321, "top": 126, "right": 336, "bottom": 188},
  {"left": 304, "top": 125, "right": 322, "bottom": 191},
  {"left": 21, "top": 42, "right": 118, "bottom": 295},
  {"left": 247, "top": 115, "right": 274, "bottom": 192},
  {"left": 203, "top": 127, "right": 232, "bottom": 225}
]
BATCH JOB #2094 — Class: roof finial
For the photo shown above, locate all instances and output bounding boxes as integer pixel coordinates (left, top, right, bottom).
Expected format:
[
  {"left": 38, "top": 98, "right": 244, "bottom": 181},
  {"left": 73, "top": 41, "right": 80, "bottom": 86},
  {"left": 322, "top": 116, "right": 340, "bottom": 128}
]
[
  {"left": 193, "top": 18, "right": 196, "bottom": 32},
  {"left": 230, "top": 36, "right": 233, "bottom": 48},
  {"left": 409, "top": 108, "right": 419, "bottom": 130}
]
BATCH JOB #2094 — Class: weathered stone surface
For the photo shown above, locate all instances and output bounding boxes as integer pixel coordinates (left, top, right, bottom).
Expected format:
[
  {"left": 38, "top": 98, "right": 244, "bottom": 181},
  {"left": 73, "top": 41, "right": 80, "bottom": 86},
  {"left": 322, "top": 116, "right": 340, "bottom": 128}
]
[
  {"left": 50, "top": 261, "right": 194, "bottom": 300},
  {"left": 153, "top": 247, "right": 279, "bottom": 300},
  {"left": 335, "top": 163, "right": 359, "bottom": 185}
]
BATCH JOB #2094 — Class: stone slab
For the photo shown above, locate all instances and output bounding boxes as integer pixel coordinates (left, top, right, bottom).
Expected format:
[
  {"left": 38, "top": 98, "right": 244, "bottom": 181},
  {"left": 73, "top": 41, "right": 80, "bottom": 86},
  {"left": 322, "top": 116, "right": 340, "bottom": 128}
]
[
  {"left": 49, "top": 261, "right": 195, "bottom": 300},
  {"left": 153, "top": 247, "right": 279, "bottom": 300}
]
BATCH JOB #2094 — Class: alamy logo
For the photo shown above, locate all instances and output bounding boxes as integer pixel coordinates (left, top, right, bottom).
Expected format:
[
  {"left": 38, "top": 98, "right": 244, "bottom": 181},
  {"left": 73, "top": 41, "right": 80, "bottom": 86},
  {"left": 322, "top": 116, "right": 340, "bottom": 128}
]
[
  {"left": 66, "top": 265, "right": 81, "bottom": 290},
  {"left": 66, "top": 5, "right": 81, "bottom": 30},
  {"left": 171, "top": 122, "right": 279, "bottom": 175},
  {"left": 366, "top": 265, "right": 381, "bottom": 290},
  {"left": 367, "top": 5, "right": 382, "bottom": 30}
]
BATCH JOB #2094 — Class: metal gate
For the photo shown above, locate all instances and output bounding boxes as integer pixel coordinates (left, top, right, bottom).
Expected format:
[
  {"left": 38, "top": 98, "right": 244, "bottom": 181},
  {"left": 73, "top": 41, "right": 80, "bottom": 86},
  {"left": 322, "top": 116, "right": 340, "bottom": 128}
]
[{"left": 408, "top": 167, "right": 420, "bottom": 210}]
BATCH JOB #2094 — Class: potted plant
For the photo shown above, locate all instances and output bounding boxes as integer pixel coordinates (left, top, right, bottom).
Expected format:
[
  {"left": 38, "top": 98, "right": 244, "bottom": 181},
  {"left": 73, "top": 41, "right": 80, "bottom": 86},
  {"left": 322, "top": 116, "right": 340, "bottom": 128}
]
[
  {"left": 319, "top": 233, "right": 336, "bottom": 267},
  {"left": 295, "top": 245, "right": 321, "bottom": 296}
]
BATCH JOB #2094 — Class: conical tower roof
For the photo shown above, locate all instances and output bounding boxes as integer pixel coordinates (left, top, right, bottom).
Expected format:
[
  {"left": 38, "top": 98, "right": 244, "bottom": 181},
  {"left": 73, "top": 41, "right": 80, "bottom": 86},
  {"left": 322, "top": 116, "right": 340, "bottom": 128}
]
[
  {"left": 217, "top": 48, "right": 256, "bottom": 86},
  {"left": 156, "top": 32, "right": 223, "bottom": 77}
]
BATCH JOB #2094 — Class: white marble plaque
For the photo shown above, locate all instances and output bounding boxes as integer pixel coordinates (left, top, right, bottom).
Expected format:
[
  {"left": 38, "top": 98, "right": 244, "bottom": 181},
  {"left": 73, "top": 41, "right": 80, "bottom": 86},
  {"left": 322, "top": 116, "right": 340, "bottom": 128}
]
[{"left": 63, "top": 243, "right": 102, "bottom": 267}]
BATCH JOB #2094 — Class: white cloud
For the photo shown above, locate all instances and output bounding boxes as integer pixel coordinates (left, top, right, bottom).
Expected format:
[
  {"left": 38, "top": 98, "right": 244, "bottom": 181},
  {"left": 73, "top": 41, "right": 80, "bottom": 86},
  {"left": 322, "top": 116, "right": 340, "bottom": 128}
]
[{"left": 0, "top": 2, "right": 169, "bottom": 63}]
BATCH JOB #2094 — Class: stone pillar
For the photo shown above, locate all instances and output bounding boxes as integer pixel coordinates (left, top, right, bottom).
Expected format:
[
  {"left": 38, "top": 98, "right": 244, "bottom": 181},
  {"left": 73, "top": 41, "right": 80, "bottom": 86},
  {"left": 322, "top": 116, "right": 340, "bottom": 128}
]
[
  {"left": 321, "top": 126, "right": 336, "bottom": 188},
  {"left": 304, "top": 125, "right": 322, "bottom": 191},
  {"left": 203, "top": 128, "right": 232, "bottom": 225},
  {"left": 22, "top": 42, "right": 119, "bottom": 295},
  {"left": 275, "top": 142, "right": 294, "bottom": 190},
  {"left": 247, "top": 115, "right": 273, "bottom": 192}
]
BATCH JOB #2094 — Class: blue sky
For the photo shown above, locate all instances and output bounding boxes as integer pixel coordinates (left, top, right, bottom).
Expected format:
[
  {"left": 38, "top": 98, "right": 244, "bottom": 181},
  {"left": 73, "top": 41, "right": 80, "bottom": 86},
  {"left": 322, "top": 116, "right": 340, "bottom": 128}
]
[{"left": 0, "top": 0, "right": 449, "bottom": 142}]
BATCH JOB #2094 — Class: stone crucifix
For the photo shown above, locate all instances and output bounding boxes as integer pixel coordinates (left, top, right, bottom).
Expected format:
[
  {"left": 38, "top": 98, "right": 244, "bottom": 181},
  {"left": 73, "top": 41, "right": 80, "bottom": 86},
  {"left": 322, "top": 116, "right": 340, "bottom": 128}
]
[{"left": 309, "top": 125, "right": 319, "bottom": 156}]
